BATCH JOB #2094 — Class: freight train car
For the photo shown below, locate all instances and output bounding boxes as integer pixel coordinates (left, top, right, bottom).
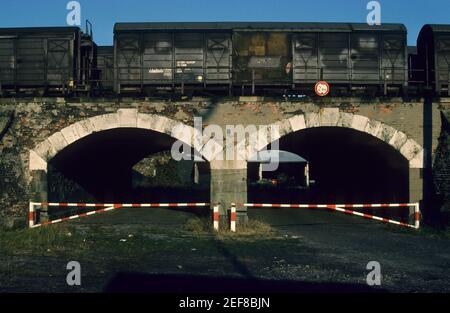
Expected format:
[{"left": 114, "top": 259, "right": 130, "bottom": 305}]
[
  {"left": 0, "top": 26, "right": 96, "bottom": 96},
  {"left": 113, "top": 22, "right": 408, "bottom": 96},
  {"left": 95, "top": 46, "right": 114, "bottom": 92},
  {"left": 417, "top": 25, "right": 450, "bottom": 95},
  {"left": 114, "top": 22, "right": 232, "bottom": 94}
]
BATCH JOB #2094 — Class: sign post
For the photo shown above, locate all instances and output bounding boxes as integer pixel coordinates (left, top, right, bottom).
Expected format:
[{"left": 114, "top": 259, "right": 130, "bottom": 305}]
[{"left": 315, "top": 81, "right": 330, "bottom": 97}]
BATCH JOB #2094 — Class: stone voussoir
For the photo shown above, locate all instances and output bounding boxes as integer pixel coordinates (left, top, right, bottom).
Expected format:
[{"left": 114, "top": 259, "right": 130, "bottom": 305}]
[{"left": 288, "top": 114, "right": 306, "bottom": 132}]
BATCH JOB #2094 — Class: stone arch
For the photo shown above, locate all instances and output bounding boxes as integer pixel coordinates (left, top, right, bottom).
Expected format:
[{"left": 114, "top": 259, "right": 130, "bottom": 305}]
[
  {"left": 240, "top": 108, "right": 424, "bottom": 169},
  {"left": 29, "top": 109, "right": 204, "bottom": 172}
]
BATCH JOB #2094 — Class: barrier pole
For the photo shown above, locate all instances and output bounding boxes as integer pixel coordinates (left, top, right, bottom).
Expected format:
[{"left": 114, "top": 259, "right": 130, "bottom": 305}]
[
  {"left": 28, "top": 202, "right": 35, "bottom": 228},
  {"left": 415, "top": 203, "right": 421, "bottom": 229},
  {"left": 230, "top": 204, "right": 236, "bottom": 232},
  {"left": 213, "top": 205, "right": 219, "bottom": 232},
  {"left": 28, "top": 202, "right": 210, "bottom": 228}
]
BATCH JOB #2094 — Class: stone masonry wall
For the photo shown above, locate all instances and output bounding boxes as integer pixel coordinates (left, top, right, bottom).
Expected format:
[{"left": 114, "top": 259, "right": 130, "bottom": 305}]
[
  {"left": 0, "top": 96, "right": 444, "bottom": 224},
  {"left": 434, "top": 111, "right": 450, "bottom": 212}
]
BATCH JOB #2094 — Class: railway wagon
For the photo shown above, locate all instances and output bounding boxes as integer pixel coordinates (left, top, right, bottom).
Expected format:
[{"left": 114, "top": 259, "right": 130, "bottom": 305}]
[
  {"left": 0, "top": 26, "right": 95, "bottom": 95},
  {"left": 233, "top": 23, "right": 407, "bottom": 94},
  {"left": 417, "top": 25, "right": 450, "bottom": 95},
  {"left": 114, "top": 22, "right": 232, "bottom": 94},
  {"left": 95, "top": 46, "right": 114, "bottom": 91},
  {"left": 113, "top": 22, "right": 408, "bottom": 95}
]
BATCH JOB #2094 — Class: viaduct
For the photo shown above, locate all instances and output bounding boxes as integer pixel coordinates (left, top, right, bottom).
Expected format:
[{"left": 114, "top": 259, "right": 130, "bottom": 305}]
[{"left": 0, "top": 96, "right": 449, "bottom": 228}]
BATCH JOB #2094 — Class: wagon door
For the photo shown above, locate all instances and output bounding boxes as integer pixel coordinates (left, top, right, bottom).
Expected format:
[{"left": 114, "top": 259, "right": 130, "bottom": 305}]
[
  {"left": 174, "top": 33, "right": 204, "bottom": 84},
  {"left": 293, "top": 33, "right": 319, "bottom": 84},
  {"left": 205, "top": 33, "right": 231, "bottom": 85},
  {"left": 381, "top": 34, "right": 406, "bottom": 86},
  {"left": 142, "top": 32, "right": 173, "bottom": 85},
  {"left": 0, "top": 38, "right": 15, "bottom": 86},
  {"left": 47, "top": 39, "right": 72, "bottom": 87},
  {"left": 116, "top": 34, "right": 141, "bottom": 87},
  {"left": 350, "top": 33, "right": 380, "bottom": 85},
  {"left": 16, "top": 38, "right": 45, "bottom": 86},
  {"left": 319, "top": 33, "right": 350, "bottom": 83}
]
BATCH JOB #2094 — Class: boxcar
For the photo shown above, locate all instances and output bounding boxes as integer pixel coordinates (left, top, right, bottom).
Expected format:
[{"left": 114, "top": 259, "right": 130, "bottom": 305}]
[
  {"left": 289, "top": 23, "right": 407, "bottom": 93},
  {"left": 417, "top": 25, "right": 450, "bottom": 95},
  {"left": 113, "top": 22, "right": 407, "bottom": 96},
  {"left": 0, "top": 26, "right": 95, "bottom": 95},
  {"left": 114, "top": 23, "right": 233, "bottom": 94}
]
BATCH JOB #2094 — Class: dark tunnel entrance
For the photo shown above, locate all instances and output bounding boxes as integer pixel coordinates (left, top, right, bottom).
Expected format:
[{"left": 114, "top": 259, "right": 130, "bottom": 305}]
[
  {"left": 248, "top": 127, "right": 410, "bottom": 205},
  {"left": 48, "top": 128, "right": 210, "bottom": 212}
]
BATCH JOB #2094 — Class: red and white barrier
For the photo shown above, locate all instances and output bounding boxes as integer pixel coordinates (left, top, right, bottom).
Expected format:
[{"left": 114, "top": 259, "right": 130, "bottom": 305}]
[
  {"left": 230, "top": 205, "right": 237, "bottom": 232},
  {"left": 28, "top": 202, "right": 210, "bottom": 228},
  {"left": 213, "top": 205, "right": 219, "bottom": 231},
  {"left": 232, "top": 202, "right": 421, "bottom": 229},
  {"left": 28, "top": 202, "right": 35, "bottom": 228}
]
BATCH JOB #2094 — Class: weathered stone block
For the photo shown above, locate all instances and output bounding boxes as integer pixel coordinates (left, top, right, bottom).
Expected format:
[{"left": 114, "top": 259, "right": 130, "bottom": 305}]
[
  {"left": 410, "top": 149, "right": 424, "bottom": 168},
  {"left": 288, "top": 114, "right": 306, "bottom": 132},
  {"left": 74, "top": 118, "right": 95, "bottom": 138},
  {"left": 376, "top": 123, "right": 397, "bottom": 143},
  {"left": 400, "top": 139, "right": 423, "bottom": 161},
  {"left": 389, "top": 131, "right": 408, "bottom": 150},
  {"left": 351, "top": 115, "right": 369, "bottom": 132},
  {"left": 29, "top": 150, "right": 47, "bottom": 172},
  {"left": 60, "top": 124, "right": 81, "bottom": 146},
  {"left": 320, "top": 108, "right": 340, "bottom": 126},
  {"left": 47, "top": 132, "right": 69, "bottom": 155},
  {"left": 337, "top": 112, "right": 354, "bottom": 128},
  {"left": 34, "top": 139, "right": 57, "bottom": 161},
  {"left": 117, "top": 108, "right": 138, "bottom": 127},
  {"left": 274, "top": 119, "right": 292, "bottom": 137},
  {"left": 364, "top": 119, "right": 382, "bottom": 137},
  {"left": 89, "top": 113, "right": 119, "bottom": 132},
  {"left": 305, "top": 112, "right": 320, "bottom": 128}
]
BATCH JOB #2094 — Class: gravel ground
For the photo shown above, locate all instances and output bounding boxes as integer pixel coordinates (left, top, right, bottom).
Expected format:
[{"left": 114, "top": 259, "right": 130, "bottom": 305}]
[{"left": 1, "top": 207, "right": 449, "bottom": 293}]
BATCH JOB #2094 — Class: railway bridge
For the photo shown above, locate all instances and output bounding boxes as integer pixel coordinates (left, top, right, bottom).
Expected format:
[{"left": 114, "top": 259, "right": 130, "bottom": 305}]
[{"left": 0, "top": 96, "right": 448, "bottom": 227}]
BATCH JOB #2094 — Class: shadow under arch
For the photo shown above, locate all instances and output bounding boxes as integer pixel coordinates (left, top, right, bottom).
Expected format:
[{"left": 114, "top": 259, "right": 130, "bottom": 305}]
[
  {"left": 28, "top": 110, "right": 211, "bottom": 218},
  {"left": 242, "top": 110, "right": 424, "bottom": 207},
  {"left": 248, "top": 126, "right": 410, "bottom": 205}
]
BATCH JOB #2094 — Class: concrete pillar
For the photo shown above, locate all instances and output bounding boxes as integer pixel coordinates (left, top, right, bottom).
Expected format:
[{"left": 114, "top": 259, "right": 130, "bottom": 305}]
[
  {"left": 409, "top": 168, "right": 423, "bottom": 221},
  {"left": 30, "top": 170, "right": 48, "bottom": 223},
  {"left": 210, "top": 160, "right": 248, "bottom": 225}
]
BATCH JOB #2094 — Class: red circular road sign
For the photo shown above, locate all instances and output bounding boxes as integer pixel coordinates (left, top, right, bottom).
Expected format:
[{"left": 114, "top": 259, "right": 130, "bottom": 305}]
[{"left": 315, "top": 81, "right": 330, "bottom": 97}]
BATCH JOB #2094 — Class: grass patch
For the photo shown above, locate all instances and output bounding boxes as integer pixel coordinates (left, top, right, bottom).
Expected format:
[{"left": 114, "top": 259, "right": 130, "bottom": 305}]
[
  {"left": 0, "top": 224, "right": 85, "bottom": 255},
  {"left": 182, "top": 217, "right": 212, "bottom": 234},
  {"left": 218, "top": 219, "right": 276, "bottom": 238},
  {"left": 183, "top": 217, "right": 276, "bottom": 238}
]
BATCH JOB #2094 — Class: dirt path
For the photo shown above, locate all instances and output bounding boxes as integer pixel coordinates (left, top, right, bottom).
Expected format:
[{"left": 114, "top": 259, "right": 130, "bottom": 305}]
[{"left": 1, "top": 208, "right": 449, "bottom": 293}]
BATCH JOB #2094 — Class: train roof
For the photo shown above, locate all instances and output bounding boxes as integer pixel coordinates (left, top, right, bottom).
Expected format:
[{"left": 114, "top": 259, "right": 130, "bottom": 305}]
[
  {"left": 97, "top": 46, "right": 114, "bottom": 51},
  {"left": 0, "top": 26, "right": 80, "bottom": 34},
  {"left": 422, "top": 24, "right": 450, "bottom": 33},
  {"left": 114, "top": 22, "right": 406, "bottom": 33}
]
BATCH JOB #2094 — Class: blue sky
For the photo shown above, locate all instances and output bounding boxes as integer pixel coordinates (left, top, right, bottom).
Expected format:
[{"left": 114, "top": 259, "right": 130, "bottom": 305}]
[{"left": 0, "top": 0, "right": 448, "bottom": 46}]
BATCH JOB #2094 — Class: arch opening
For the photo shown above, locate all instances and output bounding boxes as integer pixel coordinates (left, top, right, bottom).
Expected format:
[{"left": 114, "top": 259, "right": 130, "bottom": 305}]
[
  {"left": 45, "top": 128, "right": 210, "bottom": 218},
  {"left": 248, "top": 127, "right": 410, "bottom": 206}
]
